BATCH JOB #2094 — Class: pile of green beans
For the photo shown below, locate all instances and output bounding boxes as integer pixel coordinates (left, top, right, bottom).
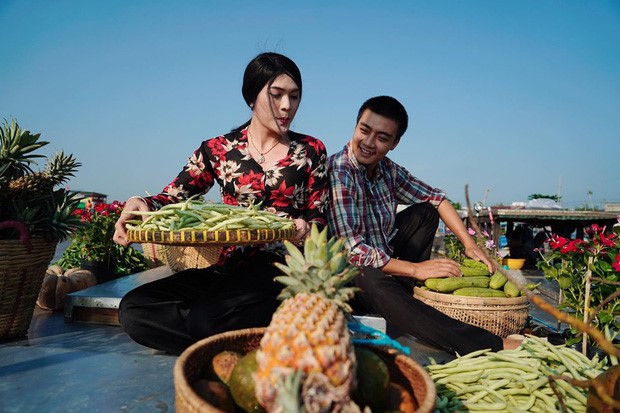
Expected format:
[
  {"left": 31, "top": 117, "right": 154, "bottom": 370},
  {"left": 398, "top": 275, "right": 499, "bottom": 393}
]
[
  {"left": 125, "top": 199, "right": 295, "bottom": 231},
  {"left": 427, "top": 335, "right": 607, "bottom": 412}
]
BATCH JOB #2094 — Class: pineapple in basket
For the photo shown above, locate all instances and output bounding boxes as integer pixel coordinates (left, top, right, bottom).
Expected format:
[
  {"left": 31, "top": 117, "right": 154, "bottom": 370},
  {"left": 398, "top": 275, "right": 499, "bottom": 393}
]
[
  {"left": 255, "top": 225, "right": 361, "bottom": 412},
  {"left": 0, "top": 118, "right": 82, "bottom": 242}
]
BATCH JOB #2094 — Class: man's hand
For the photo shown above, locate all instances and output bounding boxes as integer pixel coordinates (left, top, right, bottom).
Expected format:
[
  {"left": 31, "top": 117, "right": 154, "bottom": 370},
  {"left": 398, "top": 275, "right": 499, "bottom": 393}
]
[
  {"left": 464, "top": 245, "right": 496, "bottom": 273},
  {"left": 383, "top": 257, "right": 463, "bottom": 280},
  {"left": 409, "top": 258, "right": 463, "bottom": 280}
]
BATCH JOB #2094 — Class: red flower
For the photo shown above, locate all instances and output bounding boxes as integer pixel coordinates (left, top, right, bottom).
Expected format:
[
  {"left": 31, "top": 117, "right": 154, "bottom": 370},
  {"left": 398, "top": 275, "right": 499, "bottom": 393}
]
[
  {"left": 598, "top": 232, "right": 616, "bottom": 248},
  {"left": 560, "top": 239, "right": 584, "bottom": 254},
  {"left": 269, "top": 181, "right": 295, "bottom": 208},
  {"left": 613, "top": 254, "right": 620, "bottom": 272},
  {"left": 237, "top": 170, "right": 264, "bottom": 191},
  {"left": 549, "top": 236, "right": 569, "bottom": 250}
]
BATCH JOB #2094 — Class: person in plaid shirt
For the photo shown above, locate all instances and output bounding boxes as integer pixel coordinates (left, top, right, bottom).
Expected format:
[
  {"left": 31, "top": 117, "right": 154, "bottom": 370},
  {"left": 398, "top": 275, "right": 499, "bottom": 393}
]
[
  {"left": 327, "top": 95, "right": 521, "bottom": 354},
  {"left": 113, "top": 53, "right": 328, "bottom": 355}
]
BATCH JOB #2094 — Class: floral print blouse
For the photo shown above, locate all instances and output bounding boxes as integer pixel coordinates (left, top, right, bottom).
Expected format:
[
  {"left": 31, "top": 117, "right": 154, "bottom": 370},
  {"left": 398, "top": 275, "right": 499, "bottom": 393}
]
[{"left": 142, "top": 128, "right": 329, "bottom": 260}]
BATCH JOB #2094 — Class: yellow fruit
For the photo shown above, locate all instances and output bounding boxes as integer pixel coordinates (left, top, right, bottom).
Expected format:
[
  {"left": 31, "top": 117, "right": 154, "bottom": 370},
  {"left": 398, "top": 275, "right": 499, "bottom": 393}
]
[
  {"left": 210, "top": 350, "right": 242, "bottom": 385},
  {"left": 228, "top": 350, "right": 265, "bottom": 413},
  {"left": 387, "top": 382, "right": 416, "bottom": 413}
]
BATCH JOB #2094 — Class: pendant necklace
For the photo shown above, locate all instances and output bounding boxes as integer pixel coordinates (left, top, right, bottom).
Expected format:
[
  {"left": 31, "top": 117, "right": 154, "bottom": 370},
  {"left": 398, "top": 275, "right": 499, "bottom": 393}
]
[{"left": 248, "top": 130, "right": 280, "bottom": 164}]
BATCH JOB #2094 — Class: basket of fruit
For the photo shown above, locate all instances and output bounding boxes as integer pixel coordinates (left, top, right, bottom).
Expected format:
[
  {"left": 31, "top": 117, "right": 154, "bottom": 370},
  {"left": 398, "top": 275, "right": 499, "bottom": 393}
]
[
  {"left": 174, "top": 226, "right": 436, "bottom": 413},
  {"left": 125, "top": 200, "right": 296, "bottom": 272},
  {"left": 413, "top": 259, "right": 531, "bottom": 337},
  {"left": 174, "top": 328, "right": 437, "bottom": 413}
]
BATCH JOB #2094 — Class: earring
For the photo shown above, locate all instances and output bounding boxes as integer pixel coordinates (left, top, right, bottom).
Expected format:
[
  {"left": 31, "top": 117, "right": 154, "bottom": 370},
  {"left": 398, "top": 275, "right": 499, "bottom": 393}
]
[{"left": 249, "top": 103, "right": 254, "bottom": 109}]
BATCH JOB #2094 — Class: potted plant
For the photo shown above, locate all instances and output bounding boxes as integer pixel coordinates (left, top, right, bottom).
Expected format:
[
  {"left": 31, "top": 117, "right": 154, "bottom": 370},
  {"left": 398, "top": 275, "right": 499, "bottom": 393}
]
[
  {"left": 55, "top": 200, "right": 150, "bottom": 283},
  {"left": 443, "top": 227, "right": 501, "bottom": 262},
  {"left": 537, "top": 223, "right": 620, "bottom": 348},
  {"left": 0, "top": 118, "right": 83, "bottom": 338}
]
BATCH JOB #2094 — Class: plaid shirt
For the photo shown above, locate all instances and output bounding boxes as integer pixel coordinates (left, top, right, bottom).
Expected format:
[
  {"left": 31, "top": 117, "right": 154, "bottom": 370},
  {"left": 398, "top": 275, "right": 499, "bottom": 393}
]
[{"left": 327, "top": 142, "right": 446, "bottom": 268}]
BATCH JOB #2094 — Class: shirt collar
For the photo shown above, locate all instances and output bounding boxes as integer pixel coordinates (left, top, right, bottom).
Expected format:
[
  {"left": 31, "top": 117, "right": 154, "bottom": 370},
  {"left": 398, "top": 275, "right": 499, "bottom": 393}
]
[{"left": 345, "top": 141, "right": 383, "bottom": 181}]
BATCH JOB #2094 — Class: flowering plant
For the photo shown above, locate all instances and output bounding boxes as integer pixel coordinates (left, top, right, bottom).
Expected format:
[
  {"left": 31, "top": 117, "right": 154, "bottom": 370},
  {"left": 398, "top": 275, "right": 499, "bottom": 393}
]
[
  {"left": 56, "top": 201, "right": 149, "bottom": 277},
  {"left": 444, "top": 227, "right": 501, "bottom": 262},
  {"left": 537, "top": 223, "right": 620, "bottom": 346}
]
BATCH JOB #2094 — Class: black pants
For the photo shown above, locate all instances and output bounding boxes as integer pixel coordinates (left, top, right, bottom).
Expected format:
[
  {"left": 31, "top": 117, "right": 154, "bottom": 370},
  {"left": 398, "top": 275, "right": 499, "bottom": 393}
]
[
  {"left": 353, "top": 203, "right": 504, "bottom": 355},
  {"left": 118, "top": 251, "right": 284, "bottom": 355}
]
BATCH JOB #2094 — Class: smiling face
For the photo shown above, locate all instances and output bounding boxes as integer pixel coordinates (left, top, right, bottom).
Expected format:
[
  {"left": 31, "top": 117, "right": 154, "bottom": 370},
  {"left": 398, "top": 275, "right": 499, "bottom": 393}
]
[
  {"left": 350, "top": 109, "right": 400, "bottom": 177},
  {"left": 251, "top": 74, "right": 300, "bottom": 137}
]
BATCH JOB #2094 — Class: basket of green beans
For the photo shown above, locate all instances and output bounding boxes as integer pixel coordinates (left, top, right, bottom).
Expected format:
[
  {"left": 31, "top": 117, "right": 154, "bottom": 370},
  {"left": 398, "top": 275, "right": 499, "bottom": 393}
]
[
  {"left": 125, "top": 200, "right": 296, "bottom": 246},
  {"left": 125, "top": 200, "right": 296, "bottom": 272}
]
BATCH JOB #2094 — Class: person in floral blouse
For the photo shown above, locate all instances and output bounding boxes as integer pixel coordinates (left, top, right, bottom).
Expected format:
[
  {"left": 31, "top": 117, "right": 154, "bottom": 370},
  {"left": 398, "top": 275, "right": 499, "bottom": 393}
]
[{"left": 113, "top": 52, "right": 329, "bottom": 355}]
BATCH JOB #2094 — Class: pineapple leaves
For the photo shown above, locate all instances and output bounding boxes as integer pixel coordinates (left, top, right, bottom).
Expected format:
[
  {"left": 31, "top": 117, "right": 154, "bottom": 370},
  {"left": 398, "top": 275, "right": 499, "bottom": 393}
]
[
  {"left": 1, "top": 119, "right": 81, "bottom": 241},
  {"left": 274, "top": 224, "right": 360, "bottom": 313}
]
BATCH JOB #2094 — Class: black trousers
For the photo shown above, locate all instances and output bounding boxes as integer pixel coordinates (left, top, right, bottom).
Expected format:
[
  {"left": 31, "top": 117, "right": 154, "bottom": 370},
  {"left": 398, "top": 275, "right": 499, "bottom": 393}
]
[
  {"left": 118, "top": 251, "right": 284, "bottom": 355},
  {"left": 353, "top": 203, "right": 504, "bottom": 355}
]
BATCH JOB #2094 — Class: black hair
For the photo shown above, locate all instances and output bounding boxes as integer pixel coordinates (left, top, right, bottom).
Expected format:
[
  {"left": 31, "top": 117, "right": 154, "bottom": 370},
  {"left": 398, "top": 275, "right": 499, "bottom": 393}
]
[
  {"left": 356, "top": 95, "right": 409, "bottom": 139},
  {"left": 242, "top": 52, "right": 302, "bottom": 107},
  {"left": 233, "top": 52, "right": 303, "bottom": 132}
]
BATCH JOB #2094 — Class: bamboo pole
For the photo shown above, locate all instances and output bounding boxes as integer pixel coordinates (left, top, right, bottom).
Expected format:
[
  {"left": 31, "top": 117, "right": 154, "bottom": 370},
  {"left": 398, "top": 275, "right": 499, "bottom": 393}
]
[{"left": 582, "top": 256, "right": 593, "bottom": 355}]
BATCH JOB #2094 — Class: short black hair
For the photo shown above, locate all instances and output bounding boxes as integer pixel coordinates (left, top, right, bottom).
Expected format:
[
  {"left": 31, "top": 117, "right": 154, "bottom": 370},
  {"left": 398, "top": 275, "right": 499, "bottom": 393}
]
[{"left": 356, "top": 96, "right": 408, "bottom": 139}]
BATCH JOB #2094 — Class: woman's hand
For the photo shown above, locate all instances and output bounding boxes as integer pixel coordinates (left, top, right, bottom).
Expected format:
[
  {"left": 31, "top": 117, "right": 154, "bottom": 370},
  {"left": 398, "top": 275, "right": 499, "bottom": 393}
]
[
  {"left": 113, "top": 196, "right": 149, "bottom": 246},
  {"left": 292, "top": 218, "right": 311, "bottom": 246}
]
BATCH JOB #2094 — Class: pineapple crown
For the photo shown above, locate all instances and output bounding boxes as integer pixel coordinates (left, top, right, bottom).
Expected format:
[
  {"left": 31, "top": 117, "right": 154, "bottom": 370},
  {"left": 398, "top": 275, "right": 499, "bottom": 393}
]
[
  {"left": 0, "top": 118, "right": 48, "bottom": 183},
  {"left": 274, "top": 225, "right": 360, "bottom": 313}
]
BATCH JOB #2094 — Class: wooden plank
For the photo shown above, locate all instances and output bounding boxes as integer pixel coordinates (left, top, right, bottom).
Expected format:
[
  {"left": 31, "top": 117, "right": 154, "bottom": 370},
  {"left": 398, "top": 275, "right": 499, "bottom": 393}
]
[{"left": 70, "top": 306, "right": 120, "bottom": 326}]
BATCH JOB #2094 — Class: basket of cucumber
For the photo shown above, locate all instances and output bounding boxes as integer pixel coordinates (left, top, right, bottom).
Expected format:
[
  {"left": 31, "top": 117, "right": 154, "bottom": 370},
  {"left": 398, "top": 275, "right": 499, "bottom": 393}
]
[{"left": 413, "top": 287, "right": 528, "bottom": 337}]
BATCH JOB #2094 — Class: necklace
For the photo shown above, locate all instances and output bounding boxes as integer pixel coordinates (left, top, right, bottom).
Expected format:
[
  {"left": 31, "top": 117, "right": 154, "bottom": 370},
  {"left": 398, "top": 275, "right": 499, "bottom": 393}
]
[{"left": 248, "top": 130, "right": 280, "bottom": 164}]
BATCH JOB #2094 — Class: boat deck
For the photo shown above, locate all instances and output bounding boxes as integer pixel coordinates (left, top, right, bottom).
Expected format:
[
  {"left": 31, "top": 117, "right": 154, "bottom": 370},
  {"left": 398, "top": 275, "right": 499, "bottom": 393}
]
[{"left": 0, "top": 266, "right": 559, "bottom": 412}]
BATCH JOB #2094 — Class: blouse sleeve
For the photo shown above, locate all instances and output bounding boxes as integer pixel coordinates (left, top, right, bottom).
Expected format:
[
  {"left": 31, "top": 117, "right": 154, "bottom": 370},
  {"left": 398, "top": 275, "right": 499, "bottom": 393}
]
[{"left": 143, "top": 139, "right": 217, "bottom": 210}]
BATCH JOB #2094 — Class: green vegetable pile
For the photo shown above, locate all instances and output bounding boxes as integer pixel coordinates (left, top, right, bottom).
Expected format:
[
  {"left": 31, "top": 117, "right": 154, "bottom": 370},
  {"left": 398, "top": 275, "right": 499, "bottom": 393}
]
[
  {"left": 125, "top": 199, "right": 295, "bottom": 232},
  {"left": 428, "top": 335, "right": 609, "bottom": 412},
  {"left": 422, "top": 258, "right": 538, "bottom": 298}
]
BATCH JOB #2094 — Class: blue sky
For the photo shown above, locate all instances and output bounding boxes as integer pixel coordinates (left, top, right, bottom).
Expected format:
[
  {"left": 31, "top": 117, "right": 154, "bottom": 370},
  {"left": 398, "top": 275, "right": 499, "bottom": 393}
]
[{"left": 1, "top": 1, "right": 619, "bottom": 209}]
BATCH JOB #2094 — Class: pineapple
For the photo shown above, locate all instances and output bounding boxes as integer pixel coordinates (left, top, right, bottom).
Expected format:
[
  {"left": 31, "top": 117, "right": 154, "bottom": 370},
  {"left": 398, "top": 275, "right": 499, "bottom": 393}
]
[
  {"left": 0, "top": 119, "right": 82, "bottom": 241},
  {"left": 255, "top": 225, "right": 360, "bottom": 412}
]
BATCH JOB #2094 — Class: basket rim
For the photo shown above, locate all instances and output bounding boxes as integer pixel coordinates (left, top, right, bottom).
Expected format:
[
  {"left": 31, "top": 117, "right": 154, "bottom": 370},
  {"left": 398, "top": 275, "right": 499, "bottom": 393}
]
[
  {"left": 413, "top": 286, "right": 529, "bottom": 306},
  {"left": 127, "top": 227, "right": 296, "bottom": 246}
]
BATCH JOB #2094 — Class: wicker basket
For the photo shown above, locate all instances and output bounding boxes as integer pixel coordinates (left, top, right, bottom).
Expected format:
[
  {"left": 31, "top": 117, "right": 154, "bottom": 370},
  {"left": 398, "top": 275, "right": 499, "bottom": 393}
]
[
  {"left": 413, "top": 287, "right": 529, "bottom": 338},
  {"left": 174, "top": 328, "right": 436, "bottom": 413},
  {"left": 141, "top": 242, "right": 168, "bottom": 267},
  {"left": 164, "top": 245, "right": 223, "bottom": 272},
  {"left": 128, "top": 227, "right": 296, "bottom": 273},
  {"left": 0, "top": 238, "right": 57, "bottom": 339}
]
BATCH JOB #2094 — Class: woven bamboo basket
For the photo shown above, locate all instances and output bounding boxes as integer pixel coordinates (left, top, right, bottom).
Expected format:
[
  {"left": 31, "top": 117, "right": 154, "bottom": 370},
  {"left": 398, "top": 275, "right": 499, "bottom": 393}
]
[
  {"left": 174, "top": 328, "right": 436, "bottom": 413},
  {"left": 128, "top": 227, "right": 296, "bottom": 273},
  {"left": 413, "top": 287, "right": 529, "bottom": 337},
  {"left": 164, "top": 245, "right": 223, "bottom": 272},
  {"left": 0, "top": 238, "right": 57, "bottom": 339},
  {"left": 140, "top": 242, "right": 168, "bottom": 267}
]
